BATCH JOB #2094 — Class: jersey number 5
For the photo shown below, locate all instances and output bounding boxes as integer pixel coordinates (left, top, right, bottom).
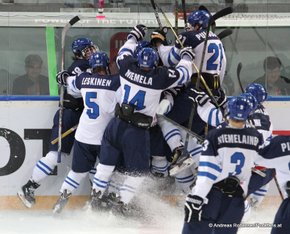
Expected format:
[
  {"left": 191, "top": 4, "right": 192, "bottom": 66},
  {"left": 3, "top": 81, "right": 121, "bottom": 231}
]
[{"left": 85, "top": 92, "right": 99, "bottom": 119}]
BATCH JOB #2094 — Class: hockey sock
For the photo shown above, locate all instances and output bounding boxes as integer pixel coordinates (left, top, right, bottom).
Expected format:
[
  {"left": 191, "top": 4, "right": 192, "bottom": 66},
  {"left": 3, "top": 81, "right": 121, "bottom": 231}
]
[
  {"left": 30, "top": 151, "right": 58, "bottom": 184},
  {"left": 60, "top": 170, "right": 88, "bottom": 194},
  {"left": 151, "top": 156, "right": 169, "bottom": 177},
  {"left": 119, "top": 176, "right": 145, "bottom": 204},
  {"left": 92, "top": 163, "right": 115, "bottom": 196},
  {"left": 175, "top": 168, "right": 196, "bottom": 194}
]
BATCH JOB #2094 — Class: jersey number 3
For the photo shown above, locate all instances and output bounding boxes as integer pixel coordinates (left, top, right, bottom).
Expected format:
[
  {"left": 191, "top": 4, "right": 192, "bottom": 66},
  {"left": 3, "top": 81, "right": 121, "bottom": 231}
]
[{"left": 230, "top": 152, "right": 245, "bottom": 176}]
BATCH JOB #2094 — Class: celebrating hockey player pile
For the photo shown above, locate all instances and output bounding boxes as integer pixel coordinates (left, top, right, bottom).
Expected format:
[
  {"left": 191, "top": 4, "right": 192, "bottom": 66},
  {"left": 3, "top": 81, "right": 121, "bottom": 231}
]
[{"left": 16, "top": 6, "right": 290, "bottom": 234}]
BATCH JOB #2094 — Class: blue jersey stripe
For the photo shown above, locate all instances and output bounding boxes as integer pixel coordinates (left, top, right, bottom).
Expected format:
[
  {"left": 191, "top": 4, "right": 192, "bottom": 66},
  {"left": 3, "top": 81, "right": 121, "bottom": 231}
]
[
  {"left": 197, "top": 171, "right": 217, "bottom": 180},
  {"left": 199, "top": 161, "right": 222, "bottom": 172}
]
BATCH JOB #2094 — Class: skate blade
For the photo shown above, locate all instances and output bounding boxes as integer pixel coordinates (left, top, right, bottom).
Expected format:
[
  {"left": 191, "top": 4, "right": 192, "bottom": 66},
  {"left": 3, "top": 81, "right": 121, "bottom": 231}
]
[
  {"left": 17, "top": 191, "right": 33, "bottom": 208},
  {"left": 169, "top": 158, "right": 195, "bottom": 177}
]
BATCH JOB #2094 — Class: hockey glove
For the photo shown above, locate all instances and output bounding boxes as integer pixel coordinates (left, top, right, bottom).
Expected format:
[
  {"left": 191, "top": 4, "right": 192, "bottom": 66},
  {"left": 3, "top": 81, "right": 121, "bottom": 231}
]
[
  {"left": 188, "top": 88, "right": 210, "bottom": 106},
  {"left": 150, "top": 27, "right": 168, "bottom": 47},
  {"left": 180, "top": 47, "right": 195, "bottom": 61},
  {"left": 214, "top": 88, "right": 227, "bottom": 108},
  {"left": 56, "top": 70, "right": 70, "bottom": 86},
  {"left": 184, "top": 194, "right": 204, "bottom": 222},
  {"left": 127, "top": 24, "right": 148, "bottom": 41}
]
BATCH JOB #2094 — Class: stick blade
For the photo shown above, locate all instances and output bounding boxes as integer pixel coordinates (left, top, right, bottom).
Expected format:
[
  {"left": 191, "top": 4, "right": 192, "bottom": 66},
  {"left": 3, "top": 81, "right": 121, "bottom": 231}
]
[
  {"left": 237, "top": 62, "right": 245, "bottom": 92},
  {"left": 212, "top": 6, "right": 234, "bottom": 22},
  {"left": 217, "top": 28, "right": 233, "bottom": 40},
  {"left": 69, "top": 16, "right": 80, "bottom": 26}
]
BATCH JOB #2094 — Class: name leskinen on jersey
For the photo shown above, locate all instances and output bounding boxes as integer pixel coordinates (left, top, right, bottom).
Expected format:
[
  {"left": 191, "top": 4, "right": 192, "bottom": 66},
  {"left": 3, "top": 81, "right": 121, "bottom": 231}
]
[
  {"left": 81, "top": 77, "right": 112, "bottom": 87},
  {"left": 66, "top": 72, "right": 120, "bottom": 145}
]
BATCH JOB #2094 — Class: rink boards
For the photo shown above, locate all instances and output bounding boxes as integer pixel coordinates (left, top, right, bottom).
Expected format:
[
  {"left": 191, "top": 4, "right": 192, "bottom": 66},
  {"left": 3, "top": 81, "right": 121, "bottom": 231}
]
[{"left": 0, "top": 98, "right": 289, "bottom": 209}]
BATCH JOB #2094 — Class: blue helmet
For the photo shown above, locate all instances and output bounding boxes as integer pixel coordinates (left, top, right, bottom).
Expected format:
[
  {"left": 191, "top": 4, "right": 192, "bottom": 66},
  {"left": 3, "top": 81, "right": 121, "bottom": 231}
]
[
  {"left": 134, "top": 40, "right": 151, "bottom": 59},
  {"left": 245, "top": 83, "right": 268, "bottom": 104},
  {"left": 89, "top": 52, "right": 109, "bottom": 69},
  {"left": 187, "top": 10, "right": 210, "bottom": 29},
  {"left": 228, "top": 96, "right": 253, "bottom": 121},
  {"left": 240, "top": 93, "right": 258, "bottom": 111},
  {"left": 72, "top": 38, "right": 96, "bottom": 56},
  {"left": 137, "top": 47, "right": 159, "bottom": 69}
]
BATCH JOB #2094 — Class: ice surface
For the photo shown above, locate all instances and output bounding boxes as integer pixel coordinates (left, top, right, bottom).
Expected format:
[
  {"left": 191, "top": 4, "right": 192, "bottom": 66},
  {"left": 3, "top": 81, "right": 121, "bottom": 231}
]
[{"left": 0, "top": 177, "right": 280, "bottom": 234}]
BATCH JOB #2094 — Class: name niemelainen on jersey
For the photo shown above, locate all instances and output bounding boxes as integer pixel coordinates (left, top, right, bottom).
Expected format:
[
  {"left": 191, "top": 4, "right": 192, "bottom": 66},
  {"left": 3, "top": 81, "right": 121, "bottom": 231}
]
[{"left": 218, "top": 134, "right": 259, "bottom": 146}]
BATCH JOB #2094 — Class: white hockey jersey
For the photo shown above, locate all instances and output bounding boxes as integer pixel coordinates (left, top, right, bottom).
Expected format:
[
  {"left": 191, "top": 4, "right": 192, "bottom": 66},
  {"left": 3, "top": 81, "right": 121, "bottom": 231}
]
[{"left": 66, "top": 72, "right": 120, "bottom": 145}]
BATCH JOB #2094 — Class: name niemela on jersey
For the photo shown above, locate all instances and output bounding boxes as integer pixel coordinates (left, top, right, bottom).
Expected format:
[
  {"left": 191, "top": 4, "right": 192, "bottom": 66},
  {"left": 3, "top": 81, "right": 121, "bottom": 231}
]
[
  {"left": 125, "top": 69, "right": 153, "bottom": 85},
  {"left": 218, "top": 134, "right": 259, "bottom": 146},
  {"left": 81, "top": 77, "right": 112, "bottom": 87},
  {"left": 195, "top": 31, "right": 216, "bottom": 41},
  {"left": 281, "top": 142, "right": 290, "bottom": 152}
]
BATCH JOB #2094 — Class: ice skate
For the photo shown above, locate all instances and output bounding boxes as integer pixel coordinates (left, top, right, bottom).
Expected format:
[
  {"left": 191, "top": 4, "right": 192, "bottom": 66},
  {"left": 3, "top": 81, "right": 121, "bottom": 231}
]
[
  {"left": 90, "top": 189, "right": 111, "bottom": 211},
  {"left": 169, "top": 157, "right": 196, "bottom": 177},
  {"left": 17, "top": 180, "right": 40, "bottom": 208},
  {"left": 52, "top": 189, "right": 71, "bottom": 214}
]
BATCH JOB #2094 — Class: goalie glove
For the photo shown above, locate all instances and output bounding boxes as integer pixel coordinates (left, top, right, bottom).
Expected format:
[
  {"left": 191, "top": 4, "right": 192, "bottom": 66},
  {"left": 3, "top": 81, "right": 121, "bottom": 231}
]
[
  {"left": 56, "top": 70, "right": 70, "bottom": 86},
  {"left": 150, "top": 27, "right": 168, "bottom": 47},
  {"left": 188, "top": 88, "right": 210, "bottom": 106},
  {"left": 127, "top": 24, "right": 147, "bottom": 41},
  {"left": 184, "top": 194, "right": 204, "bottom": 223}
]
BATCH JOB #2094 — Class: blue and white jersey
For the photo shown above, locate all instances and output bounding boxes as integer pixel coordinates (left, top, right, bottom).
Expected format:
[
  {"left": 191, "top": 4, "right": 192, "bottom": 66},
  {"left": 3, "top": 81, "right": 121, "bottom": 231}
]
[
  {"left": 116, "top": 38, "right": 193, "bottom": 118},
  {"left": 67, "top": 59, "right": 91, "bottom": 76},
  {"left": 256, "top": 135, "right": 290, "bottom": 198},
  {"left": 158, "top": 29, "right": 226, "bottom": 82},
  {"left": 192, "top": 126, "right": 264, "bottom": 199},
  {"left": 247, "top": 107, "right": 273, "bottom": 143},
  {"left": 197, "top": 99, "right": 223, "bottom": 127},
  {"left": 66, "top": 72, "right": 120, "bottom": 145}
]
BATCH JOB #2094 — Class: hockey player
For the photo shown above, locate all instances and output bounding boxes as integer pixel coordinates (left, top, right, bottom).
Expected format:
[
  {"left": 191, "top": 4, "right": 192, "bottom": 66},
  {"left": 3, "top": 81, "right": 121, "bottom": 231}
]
[
  {"left": 52, "top": 51, "right": 120, "bottom": 213},
  {"left": 17, "top": 38, "right": 98, "bottom": 208},
  {"left": 151, "top": 9, "right": 226, "bottom": 89},
  {"left": 182, "top": 95, "right": 264, "bottom": 234},
  {"left": 255, "top": 135, "right": 290, "bottom": 234},
  {"left": 150, "top": 9, "right": 227, "bottom": 192},
  {"left": 90, "top": 24, "right": 195, "bottom": 215},
  {"left": 244, "top": 83, "right": 275, "bottom": 212}
]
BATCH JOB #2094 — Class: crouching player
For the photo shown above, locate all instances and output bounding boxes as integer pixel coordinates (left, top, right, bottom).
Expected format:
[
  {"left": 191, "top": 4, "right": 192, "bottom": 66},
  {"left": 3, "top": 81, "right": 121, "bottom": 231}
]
[{"left": 182, "top": 95, "right": 264, "bottom": 234}]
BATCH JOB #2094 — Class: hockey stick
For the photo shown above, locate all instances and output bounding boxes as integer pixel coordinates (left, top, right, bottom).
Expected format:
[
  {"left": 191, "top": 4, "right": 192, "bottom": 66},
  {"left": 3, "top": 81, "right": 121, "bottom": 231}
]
[
  {"left": 154, "top": 3, "right": 215, "bottom": 103},
  {"left": 273, "top": 173, "right": 284, "bottom": 200},
  {"left": 150, "top": 0, "right": 163, "bottom": 30},
  {"left": 157, "top": 114, "right": 204, "bottom": 143},
  {"left": 181, "top": 0, "right": 187, "bottom": 25},
  {"left": 217, "top": 28, "right": 233, "bottom": 40},
  {"left": 237, "top": 62, "right": 245, "bottom": 93},
  {"left": 58, "top": 15, "right": 80, "bottom": 163},
  {"left": 51, "top": 124, "right": 78, "bottom": 145},
  {"left": 174, "top": 0, "right": 178, "bottom": 32}
]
